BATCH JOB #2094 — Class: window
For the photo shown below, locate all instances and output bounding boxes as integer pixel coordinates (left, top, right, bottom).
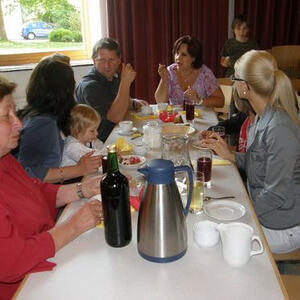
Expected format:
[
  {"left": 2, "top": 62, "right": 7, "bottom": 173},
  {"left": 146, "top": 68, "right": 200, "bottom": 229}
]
[{"left": 0, "top": 0, "right": 107, "bottom": 67}]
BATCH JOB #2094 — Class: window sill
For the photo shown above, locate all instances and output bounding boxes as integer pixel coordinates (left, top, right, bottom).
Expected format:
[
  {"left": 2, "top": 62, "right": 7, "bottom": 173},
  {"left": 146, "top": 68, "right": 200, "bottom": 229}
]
[{"left": 0, "top": 59, "right": 93, "bottom": 73}]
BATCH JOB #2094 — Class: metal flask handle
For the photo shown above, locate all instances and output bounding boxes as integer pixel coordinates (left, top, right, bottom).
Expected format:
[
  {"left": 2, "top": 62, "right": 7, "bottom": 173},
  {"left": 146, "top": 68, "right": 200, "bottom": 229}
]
[{"left": 174, "top": 165, "right": 193, "bottom": 215}]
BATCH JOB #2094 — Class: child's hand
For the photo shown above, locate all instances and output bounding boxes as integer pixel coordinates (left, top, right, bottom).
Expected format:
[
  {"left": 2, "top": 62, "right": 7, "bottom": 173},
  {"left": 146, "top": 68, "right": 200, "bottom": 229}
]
[{"left": 220, "top": 56, "right": 231, "bottom": 68}]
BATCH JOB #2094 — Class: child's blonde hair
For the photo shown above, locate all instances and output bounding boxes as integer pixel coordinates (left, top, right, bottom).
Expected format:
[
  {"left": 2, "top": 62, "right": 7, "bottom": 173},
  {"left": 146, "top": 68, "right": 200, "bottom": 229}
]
[{"left": 70, "top": 104, "right": 101, "bottom": 137}]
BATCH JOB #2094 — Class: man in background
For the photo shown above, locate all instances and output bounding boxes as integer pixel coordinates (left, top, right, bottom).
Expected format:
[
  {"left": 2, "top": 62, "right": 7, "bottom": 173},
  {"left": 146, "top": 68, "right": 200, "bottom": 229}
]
[{"left": 76, "top": 37, "right": 147, "bottom": 141}]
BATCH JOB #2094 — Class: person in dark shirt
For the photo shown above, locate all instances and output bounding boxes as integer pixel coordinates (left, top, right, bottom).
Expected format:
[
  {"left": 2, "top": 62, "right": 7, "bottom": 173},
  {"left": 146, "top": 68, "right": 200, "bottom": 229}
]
[
  {"left": 76, "top": 38, "right": 148, "bottom": 142},
  {"left": 220, "top": 15, "right": 259, "bottom": 77}
]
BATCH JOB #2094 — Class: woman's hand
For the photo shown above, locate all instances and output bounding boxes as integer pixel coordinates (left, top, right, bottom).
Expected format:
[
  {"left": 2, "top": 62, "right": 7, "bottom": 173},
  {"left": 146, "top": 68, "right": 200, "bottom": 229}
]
[
  {"left": 77, "top": 152, "right": 102, "bottom": 175},
  {"left": 82, "top": 175, "right": 101, "bottom": 198},
  {"left": 184, "top": 86, "right": 200, "bottom": 103},
  {"left": 158, "top": 64, "right": 169, "bottom": 81},
  {"left": 201, "top": 132, "right": 235, "bottom": 162},
  {"left": 70, "top": 200, "right": 103, "bottom": 235},
  {"left": 48, "top": 199, "right": 103, "bottom": 251},
  {"left": 198, "top": 130, "right": 213, "bottom": 140}
]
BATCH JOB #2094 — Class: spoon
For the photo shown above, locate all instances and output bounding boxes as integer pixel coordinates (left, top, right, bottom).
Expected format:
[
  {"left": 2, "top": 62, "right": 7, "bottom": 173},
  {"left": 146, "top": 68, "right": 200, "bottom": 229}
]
[{"left": 204, "top": 196, "right": 235, "bottom": 201}]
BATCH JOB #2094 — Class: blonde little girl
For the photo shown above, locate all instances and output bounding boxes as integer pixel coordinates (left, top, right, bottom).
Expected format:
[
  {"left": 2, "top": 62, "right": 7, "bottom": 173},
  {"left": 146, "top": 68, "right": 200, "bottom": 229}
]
[{"left": 61, "top": 104, "right": 106, "bottom": 167}]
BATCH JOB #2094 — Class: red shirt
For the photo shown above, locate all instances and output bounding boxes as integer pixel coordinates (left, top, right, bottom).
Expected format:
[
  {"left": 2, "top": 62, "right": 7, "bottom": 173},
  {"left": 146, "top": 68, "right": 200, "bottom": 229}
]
[
  {"left": 238, "top": 116, "right": 251, "bottom": 153},
  {"left": 0, "top": 154, "right": 59, "bottom": 300}
]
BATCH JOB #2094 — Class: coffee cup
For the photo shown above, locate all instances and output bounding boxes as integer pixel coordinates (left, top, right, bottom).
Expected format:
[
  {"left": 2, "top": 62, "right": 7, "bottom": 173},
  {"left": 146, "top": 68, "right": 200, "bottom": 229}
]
[
  {"left": 119, "top": 120, "right": 133, "bottom": 133},
  {"left": 218, "top": 222, "right": 264, "bottom": 267},
  {"left": 141, "top": 106, "right": 153, "bottom": 115},
  {"left": 193, "top": 220, "right": 219, "bottom": 247}
]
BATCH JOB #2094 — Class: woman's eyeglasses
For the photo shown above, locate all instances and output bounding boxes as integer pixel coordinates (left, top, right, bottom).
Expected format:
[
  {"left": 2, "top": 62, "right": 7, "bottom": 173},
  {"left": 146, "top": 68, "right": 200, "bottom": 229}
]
[{"left": 231, "top": 74, "right": 244, "bottom": 82}]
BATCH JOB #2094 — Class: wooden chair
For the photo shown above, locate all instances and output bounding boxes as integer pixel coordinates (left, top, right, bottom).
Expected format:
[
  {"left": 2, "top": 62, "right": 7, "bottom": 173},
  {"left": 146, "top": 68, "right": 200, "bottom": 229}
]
[
  {"left": 273, "top": 250, "right": 300, "bottom": 300},
  {"left": 215, "top": 78, "right": 233, "bottom": 119},
  {"left": 281, "top": 275, "right": 300, "bottom": 300},
  {"left": 273, "top": 249, "right": 300, "bottom": 262},
  {"left": 271, "top": 45, "right": 300, "bottom": 79}
]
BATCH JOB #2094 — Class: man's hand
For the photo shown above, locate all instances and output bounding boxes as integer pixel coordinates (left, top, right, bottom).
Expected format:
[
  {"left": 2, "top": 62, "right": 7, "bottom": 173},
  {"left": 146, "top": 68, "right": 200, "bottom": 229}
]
[{"left": 121, "top": 63, "right": 136, "bottom": 86}]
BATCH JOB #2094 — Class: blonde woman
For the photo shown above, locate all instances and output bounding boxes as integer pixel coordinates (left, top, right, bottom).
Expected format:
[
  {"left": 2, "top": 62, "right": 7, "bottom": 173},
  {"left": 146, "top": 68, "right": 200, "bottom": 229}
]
[
  {"left": 61, "top": 104, "right": 106, "bottom": 168},
  {"left": 202, "top": 50, "right": 300, "bottom": 254}
]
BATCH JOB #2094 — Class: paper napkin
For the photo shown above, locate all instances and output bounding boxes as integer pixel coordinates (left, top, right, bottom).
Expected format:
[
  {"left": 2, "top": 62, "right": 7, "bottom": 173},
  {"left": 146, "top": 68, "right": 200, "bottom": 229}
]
[{"left": 212, "top": 158, "right": 232, "bottom": 166}]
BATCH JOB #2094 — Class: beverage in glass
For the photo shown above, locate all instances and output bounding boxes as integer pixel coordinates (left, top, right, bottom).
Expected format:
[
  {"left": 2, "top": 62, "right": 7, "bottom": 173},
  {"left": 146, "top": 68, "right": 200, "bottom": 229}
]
[
  {"left": 197, "top": 149, "right": 212, "bottom": 188},
  {"left": 184, "top": 94, "right": 195, "bottom": 122},
  {"left": 185, "top": 102, "right": 195, "bottom": 121},
  {"left": 189, "top": 171, "right": 204, "bottom": 215}
]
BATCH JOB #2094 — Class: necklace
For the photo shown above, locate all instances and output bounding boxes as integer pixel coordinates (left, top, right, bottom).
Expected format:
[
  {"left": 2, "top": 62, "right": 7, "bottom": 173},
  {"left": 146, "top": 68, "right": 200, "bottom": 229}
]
[{"left": 181, "top": 69, "right": 194, "bottom": 83}]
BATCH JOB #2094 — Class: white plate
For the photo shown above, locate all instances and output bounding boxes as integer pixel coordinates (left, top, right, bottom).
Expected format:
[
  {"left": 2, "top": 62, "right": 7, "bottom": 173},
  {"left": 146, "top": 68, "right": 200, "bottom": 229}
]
[
  {"left": 119, "top": 155, "right": 146, "bottom": 169},
  {"left": 203, "top": 200, "right": 246, "bottom": 221},
  {"left": 116, "top": 127, "right": 138, "bottom": 136}
]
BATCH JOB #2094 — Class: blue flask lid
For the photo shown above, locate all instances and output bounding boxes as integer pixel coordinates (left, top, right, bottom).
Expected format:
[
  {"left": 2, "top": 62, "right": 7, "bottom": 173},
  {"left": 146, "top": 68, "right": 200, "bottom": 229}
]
[{"left": 138, "top": 159, "right": 175, "bottom": 184}]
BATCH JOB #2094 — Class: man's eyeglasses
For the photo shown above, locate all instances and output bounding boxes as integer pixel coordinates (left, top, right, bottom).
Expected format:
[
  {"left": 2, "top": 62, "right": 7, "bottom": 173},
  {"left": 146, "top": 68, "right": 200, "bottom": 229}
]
[{"left": 231, "top": 74, "right": 244, "bottom": 82}]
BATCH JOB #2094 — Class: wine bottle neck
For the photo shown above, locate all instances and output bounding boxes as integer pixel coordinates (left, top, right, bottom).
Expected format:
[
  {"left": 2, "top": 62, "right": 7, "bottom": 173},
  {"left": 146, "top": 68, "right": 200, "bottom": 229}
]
[{"left": 107, "top": 152, "right": 119, "bottom": 173}]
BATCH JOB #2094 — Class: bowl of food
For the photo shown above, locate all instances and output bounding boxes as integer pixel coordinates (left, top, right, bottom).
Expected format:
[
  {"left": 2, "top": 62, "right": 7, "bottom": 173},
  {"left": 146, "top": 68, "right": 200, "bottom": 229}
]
[{"left": 119, "top": 155, "right": 146, "bottom": 169}]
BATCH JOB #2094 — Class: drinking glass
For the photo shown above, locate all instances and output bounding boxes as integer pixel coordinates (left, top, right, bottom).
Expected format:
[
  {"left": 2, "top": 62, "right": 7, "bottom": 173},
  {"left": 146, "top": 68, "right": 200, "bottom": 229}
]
[
  {"left": 212, "top": 126, "right": 226, "bottom": 139},
  {"left": 184, "top": 94, "right": 195, "bottom": 122},
  {"left": 189, "top": 171, "right": 204, "bottom": 215},
  {"left": 197, "top": 149, "right": 212, "bottom": 188}
]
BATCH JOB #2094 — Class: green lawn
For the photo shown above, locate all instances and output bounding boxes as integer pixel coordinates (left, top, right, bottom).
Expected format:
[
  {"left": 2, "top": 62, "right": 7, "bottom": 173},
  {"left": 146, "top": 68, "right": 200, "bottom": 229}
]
[{"left": 0, "top": 39, "right": 83, "bottom": 54}]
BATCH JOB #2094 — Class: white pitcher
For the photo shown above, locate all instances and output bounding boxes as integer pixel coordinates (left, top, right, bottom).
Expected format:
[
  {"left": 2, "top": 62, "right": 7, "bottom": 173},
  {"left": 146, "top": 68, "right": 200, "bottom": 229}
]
[{"left": 217, "top": 222, "right": 264, "bottom": 267}]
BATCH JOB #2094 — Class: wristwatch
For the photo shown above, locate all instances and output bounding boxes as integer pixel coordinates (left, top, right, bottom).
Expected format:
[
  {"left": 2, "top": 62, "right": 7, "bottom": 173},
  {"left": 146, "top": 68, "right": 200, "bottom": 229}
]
[{"left": 76, "top": 183, "right": 85, "bottom": 199}]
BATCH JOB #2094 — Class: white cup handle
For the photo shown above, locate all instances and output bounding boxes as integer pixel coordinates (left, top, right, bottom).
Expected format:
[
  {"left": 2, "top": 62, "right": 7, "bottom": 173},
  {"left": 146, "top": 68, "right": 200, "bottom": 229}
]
[{"left": 250, "top": 235, "right": 264, "bottom": 257}]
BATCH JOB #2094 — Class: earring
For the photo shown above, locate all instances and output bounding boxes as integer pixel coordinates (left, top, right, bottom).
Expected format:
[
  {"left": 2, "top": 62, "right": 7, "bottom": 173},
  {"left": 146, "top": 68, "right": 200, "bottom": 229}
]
[{"left": 243, "top": 91, "right": 247, "bottom": 95}]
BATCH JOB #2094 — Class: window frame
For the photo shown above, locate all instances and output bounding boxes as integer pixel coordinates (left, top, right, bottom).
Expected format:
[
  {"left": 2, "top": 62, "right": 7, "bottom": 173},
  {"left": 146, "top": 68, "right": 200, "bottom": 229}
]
[{"left": 0, "top": 0, "right": 91, "bottom": 67}]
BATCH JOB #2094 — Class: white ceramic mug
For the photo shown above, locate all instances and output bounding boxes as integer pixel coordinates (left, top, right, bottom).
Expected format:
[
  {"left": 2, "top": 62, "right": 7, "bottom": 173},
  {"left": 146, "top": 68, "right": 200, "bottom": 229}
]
[
  {"left": 193, "top": 220, "right": 219, "bottom": 247},
  {"left": 218, "top": 222, "right": 264, "bottom": 267},
  {"left": 119, "top": 120, "right": 133, "bottom": 133}
]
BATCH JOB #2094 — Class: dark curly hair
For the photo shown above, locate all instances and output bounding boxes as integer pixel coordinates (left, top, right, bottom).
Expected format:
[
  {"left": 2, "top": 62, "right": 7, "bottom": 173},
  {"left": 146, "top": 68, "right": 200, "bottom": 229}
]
[
  {"left": 19, "top": 58, "right": 76, "bottom": 136},
  {"left": 172, "top": 35, "right": 203, "bottom": 68}
]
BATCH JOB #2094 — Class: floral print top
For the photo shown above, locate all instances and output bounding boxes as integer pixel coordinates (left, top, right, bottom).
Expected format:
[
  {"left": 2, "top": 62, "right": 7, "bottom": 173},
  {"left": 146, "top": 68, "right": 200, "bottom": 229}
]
[{"left": 167, "top": 63, "right": 218, "bottom": 105}]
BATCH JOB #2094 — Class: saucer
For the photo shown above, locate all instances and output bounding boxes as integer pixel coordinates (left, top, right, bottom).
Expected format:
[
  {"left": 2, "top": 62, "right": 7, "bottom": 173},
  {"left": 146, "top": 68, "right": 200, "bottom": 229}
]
[
  {"left": 203, "top": 200, "right": 246, "bottom": 221},
  {"left": 117, "top": 127, "right": 138, "bottom": 136}
]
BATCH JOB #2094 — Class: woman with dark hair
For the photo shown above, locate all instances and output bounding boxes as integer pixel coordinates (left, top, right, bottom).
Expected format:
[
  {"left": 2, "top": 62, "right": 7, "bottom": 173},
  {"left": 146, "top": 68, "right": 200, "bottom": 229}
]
[
  {"left": 18, "top": 57, "right": 101, "bottom": 183},
  {"left": 155, "top": 35, "right": 224, "bottom": 107}
]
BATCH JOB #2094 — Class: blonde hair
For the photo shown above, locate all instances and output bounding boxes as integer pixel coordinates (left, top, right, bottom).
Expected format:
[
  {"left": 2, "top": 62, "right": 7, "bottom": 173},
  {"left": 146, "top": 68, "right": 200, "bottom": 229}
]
[
  {"left": 235, "top": 50, "right": 300, "bottom": 126},
  {"left": 70, "top": 104, "right": 101, "bottom": 137}
]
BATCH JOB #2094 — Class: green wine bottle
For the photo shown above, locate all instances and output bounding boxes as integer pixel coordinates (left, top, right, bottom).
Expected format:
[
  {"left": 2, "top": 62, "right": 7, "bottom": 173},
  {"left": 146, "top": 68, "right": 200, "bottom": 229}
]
[{"left": 100, "top": 145, "right": 132, "bottom": 247}]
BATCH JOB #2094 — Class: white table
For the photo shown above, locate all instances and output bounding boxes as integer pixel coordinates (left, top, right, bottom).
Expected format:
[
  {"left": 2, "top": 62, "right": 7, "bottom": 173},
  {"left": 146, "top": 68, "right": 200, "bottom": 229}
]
[{"left": 15, "top": 107, "right": 287, "bottom": 300}]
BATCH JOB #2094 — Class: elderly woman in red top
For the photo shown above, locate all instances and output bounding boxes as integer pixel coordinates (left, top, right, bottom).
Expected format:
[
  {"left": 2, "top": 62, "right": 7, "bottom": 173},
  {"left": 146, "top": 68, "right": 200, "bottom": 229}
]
[{"left": 0, "top": 75, "right": 102, "bottom": 299}]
